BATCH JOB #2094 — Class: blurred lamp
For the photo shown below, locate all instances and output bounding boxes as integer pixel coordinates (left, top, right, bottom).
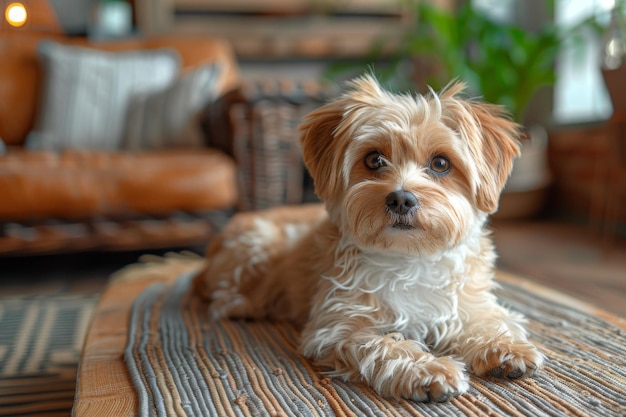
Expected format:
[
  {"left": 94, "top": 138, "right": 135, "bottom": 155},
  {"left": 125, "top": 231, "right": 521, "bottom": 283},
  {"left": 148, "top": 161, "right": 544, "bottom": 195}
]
[
  {"left": 5, "top": 2, "right": 28, "bottom": 28},
  {"left": 90, "top": 0, "right": 132, "bottom": 39}
]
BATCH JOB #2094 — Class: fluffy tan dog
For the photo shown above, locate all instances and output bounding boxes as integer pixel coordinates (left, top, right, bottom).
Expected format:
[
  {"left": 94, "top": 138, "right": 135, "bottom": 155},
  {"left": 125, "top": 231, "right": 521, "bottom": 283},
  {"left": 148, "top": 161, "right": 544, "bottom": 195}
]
[{"left": 194, "top": 75, "right": 544, "bottom": 402}]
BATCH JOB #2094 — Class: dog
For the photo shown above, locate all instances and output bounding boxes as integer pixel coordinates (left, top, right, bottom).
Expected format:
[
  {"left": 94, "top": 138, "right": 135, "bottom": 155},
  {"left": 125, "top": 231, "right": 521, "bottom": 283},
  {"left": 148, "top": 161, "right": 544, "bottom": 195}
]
[{"left": 194, "top": 75, "right": 544, "bottom": 402}]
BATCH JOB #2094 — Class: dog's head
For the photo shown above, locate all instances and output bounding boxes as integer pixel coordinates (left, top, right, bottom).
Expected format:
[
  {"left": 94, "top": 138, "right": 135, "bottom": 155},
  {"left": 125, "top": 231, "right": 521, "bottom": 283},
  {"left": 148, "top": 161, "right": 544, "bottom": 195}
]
[{"left": 299, "top": 75, "right": 520, "bottom": 255}]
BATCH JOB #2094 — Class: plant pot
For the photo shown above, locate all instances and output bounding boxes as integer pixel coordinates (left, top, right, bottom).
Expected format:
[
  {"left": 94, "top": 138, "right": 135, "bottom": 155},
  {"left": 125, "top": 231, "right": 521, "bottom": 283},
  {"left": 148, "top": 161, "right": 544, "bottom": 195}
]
[{"left": 494, "top": 125, "right": 552, "bottom": 220}]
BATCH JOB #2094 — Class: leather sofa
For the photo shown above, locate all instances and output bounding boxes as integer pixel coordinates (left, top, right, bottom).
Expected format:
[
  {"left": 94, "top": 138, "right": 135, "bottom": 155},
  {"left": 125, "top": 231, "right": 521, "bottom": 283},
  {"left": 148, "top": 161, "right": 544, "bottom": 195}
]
[{"left": 0, "top": 32, "right": 242, "bottom": 255}]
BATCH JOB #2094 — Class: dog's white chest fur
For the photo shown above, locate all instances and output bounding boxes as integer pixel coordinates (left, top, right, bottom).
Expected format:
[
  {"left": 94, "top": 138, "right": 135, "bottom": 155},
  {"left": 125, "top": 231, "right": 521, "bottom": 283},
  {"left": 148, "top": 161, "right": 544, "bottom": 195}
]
[{"left": 325, "top": 242, "right": 474, "bottom": 342}]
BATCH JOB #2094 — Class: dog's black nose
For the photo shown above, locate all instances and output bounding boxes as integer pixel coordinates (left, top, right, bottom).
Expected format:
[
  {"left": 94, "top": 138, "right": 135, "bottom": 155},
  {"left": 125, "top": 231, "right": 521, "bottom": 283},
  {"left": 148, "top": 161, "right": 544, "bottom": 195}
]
[{"left": 386, "top": 190, "right": 418, "bottom": 215}]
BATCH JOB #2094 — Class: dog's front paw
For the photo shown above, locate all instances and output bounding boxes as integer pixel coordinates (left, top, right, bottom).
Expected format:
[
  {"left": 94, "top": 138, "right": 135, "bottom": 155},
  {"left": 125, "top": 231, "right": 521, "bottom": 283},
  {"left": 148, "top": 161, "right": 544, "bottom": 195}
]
[
  {"left": 340, "top": 334, "right": 470, "bottom": 402},
  {"left": 408, "top": 356, "right": 470, "bottom": 402},
  {"left": 469, "top": 340, "right": 544, "bottom": 379}
]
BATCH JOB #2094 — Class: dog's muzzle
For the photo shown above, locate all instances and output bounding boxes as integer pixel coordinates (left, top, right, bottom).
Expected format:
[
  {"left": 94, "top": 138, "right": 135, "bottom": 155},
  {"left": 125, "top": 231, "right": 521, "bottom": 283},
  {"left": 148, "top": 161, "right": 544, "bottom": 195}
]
[
  {"left": 386, "top": 190, "right": 418, "bottom": 215},
  {"left": 386, "top": 190, "right": 419, "bottom": 230}
]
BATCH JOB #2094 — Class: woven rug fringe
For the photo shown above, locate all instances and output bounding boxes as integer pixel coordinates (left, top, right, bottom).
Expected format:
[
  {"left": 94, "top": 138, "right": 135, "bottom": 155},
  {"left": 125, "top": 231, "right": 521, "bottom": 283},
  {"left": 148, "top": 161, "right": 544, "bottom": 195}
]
[{"left": 111, "top": 251, "right": 205, "bottom": 284}]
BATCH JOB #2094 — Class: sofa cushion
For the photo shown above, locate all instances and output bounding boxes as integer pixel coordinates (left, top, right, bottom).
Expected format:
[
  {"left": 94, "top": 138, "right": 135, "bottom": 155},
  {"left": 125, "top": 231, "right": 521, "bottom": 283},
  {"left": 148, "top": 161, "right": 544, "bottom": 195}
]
[
  {"left": 123, "top": 64, "right": 223, "bottom": 150},
  {"left": 0, "top": 33, "right": 240, "bottom": 146},
  {"left": 26, "top": 40, "right": 180, "bottom": 151},
  {"left": 0, "top": 149, "right": 238, "bottom": 221}
]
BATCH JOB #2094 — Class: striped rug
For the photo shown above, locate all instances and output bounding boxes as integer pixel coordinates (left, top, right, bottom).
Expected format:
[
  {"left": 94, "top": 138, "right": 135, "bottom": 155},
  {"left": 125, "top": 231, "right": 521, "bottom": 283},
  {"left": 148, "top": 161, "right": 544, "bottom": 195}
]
[
  {"left": 125, "top": 271, "right": 626, "bottom": 417},
  {"left": 0, "top": 293, "right": 98, "bottom": 417}
]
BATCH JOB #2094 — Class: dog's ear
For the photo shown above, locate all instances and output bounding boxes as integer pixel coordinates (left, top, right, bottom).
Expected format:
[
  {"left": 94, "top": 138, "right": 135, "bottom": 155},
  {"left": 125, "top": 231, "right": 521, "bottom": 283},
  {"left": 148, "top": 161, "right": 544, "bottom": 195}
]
[
  {"left": 467, "top": 101, "right": 521, "bottom": 213},
  {"left": 299, "top": 100, "right": 346, "bottom": 202},
  {"left": 299, "top": 75, "right": 384, "bottom": 202},
  {"left": 441, "top": 84, "right": 521, "bottom": 213}
]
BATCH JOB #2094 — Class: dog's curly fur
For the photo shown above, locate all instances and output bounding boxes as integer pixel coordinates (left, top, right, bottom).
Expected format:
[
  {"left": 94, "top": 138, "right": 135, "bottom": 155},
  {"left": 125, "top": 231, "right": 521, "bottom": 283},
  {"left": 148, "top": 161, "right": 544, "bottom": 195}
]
[{"left": 194, "top": 75, "right": 544, "bottom": 402}]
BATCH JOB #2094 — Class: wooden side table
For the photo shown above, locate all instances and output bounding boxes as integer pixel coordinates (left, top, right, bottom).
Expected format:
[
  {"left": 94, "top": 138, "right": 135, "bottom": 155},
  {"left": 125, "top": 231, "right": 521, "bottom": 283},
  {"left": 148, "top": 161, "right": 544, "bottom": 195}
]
[{"left": 591, "top": 115, "right": 626, "bottom": 251}]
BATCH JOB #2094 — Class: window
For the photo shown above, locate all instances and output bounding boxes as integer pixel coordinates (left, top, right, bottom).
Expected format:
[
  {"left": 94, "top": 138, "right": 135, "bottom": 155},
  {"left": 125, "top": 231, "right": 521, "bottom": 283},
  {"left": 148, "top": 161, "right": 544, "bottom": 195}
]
[
  {"left": 554, "top": 0, "right": 614, "bottom": 124},
  {"left": 474, "top": 0, "right": 615, "bottom": 125}
]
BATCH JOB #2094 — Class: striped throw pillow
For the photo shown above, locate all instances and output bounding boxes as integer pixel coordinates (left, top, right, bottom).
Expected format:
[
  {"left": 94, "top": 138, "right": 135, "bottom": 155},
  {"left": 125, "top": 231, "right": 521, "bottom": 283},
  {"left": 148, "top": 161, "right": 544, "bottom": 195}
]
[
  {"left": 26, "top": 40, "right": 180, "bottom": 151},
  {"left": 122, "top": 64, "right": 222, "bottom": 150}
]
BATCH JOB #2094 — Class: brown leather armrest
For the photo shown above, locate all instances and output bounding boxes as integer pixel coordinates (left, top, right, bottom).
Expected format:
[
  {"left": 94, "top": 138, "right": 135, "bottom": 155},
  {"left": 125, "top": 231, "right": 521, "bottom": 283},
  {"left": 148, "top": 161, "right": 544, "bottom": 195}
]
[{"left": 0, "top": 149, "right": 237, "bottom": 221}]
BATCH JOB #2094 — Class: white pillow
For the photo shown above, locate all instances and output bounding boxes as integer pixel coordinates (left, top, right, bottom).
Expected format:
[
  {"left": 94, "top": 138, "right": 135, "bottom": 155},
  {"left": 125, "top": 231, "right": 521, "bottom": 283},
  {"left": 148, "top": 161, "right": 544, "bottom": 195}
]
[
  {"left": 26, "top": 40, "right": 180, "bottom": 150},
  {"left": 122, "top": 64, "right": 223, "bottom": 150}
]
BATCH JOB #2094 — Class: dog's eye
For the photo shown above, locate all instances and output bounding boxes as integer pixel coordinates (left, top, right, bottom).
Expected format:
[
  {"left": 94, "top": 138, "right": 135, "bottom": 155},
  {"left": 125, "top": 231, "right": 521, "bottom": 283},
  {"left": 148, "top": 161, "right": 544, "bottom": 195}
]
[
  {"left": 365, "top": 151, "right": 385, "bottom": 170},
  {"left": 430, "top": 156, "right": 451, "bottom": 174}
]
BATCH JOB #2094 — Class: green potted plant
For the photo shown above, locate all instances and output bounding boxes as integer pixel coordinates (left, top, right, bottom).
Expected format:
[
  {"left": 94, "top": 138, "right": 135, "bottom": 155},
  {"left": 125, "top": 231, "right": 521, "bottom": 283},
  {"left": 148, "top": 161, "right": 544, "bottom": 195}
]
[{"left": 327, "top": 1, "right": 599, "bottom": 218}]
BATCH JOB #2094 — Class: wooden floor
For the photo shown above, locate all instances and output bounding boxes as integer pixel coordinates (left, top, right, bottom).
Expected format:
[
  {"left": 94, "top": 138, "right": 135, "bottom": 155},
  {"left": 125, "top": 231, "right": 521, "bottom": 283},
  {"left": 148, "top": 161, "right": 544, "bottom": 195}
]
[
  {"left": 1, "top": 220, "right": 625, "bottom": 317},
  {"left": 492, "top": 220, "right": 626, "bottom": 317}
]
